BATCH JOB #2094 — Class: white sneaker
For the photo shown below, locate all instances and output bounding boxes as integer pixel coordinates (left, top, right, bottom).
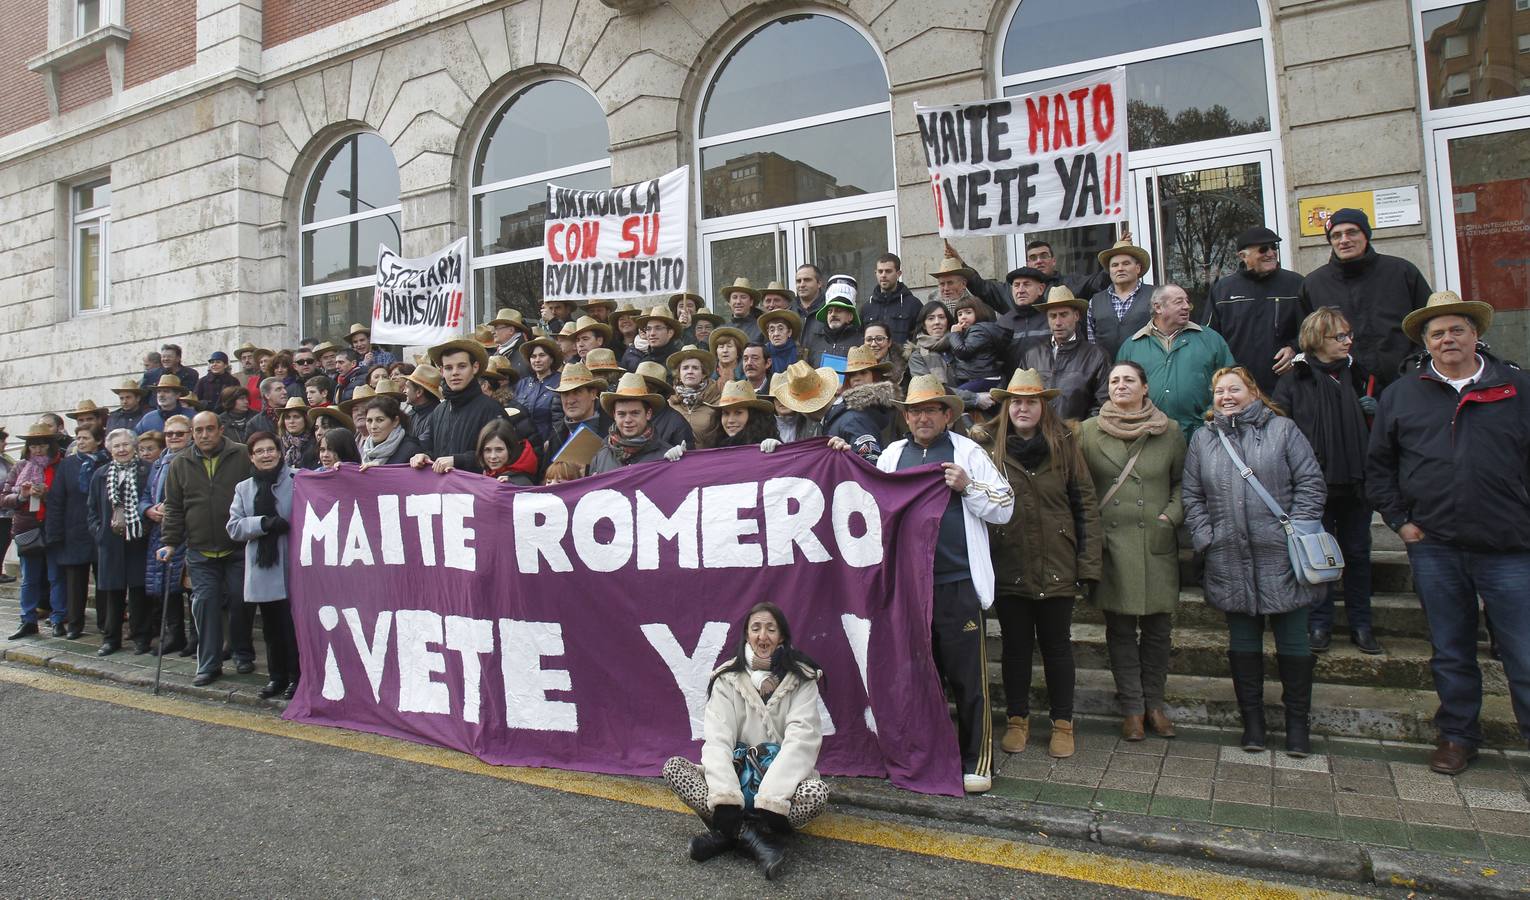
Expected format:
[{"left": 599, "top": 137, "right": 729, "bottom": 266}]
[{"left": 963, "top": 773, "right": 991, "bottom": 794}]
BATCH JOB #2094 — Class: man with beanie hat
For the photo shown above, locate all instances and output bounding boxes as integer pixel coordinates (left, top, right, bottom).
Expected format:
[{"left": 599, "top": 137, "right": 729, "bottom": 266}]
[
  {"left": 1201, "top": 226, "right": 1307, "bottom": 394},
  {"left": 1299, "top": 208, "right": 1431, "bottom": 387}
]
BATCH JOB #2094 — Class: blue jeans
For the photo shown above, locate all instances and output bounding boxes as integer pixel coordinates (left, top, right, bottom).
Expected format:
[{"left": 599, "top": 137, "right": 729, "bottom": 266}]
[
  {"left": 1408, "top": 540, "right": 1530, "bottom": 746},
  {"left": 20, "top": 548, "right": 65, "bottom": 627},
  {"left": 186, "top": 550, "right": 246, "bottom": 677},
  {"left": 1309, "top": 491, "right": 1373, "bottom": 632}
]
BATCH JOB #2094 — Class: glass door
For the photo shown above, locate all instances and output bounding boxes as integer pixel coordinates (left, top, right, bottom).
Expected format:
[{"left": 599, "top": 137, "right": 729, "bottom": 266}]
[
  {"left": 701, "top": 206, "right": 898, "bottom": 307},
  {"left": 1434, "top": 116, "right": 1530, "bottom": 367},
  {"left": 702, "top": 223, "right": 790, "bottom": 303},
  {"left": 803, "top": 209, "right": 898, "bottom": 301},
  {"left": 1133, "top": 151, "right": 1278, "bottom": 317}
]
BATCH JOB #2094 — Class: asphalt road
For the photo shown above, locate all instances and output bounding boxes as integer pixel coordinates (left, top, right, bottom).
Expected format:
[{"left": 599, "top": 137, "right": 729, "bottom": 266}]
[{"left": 0, "top": 669, "right": 1369, "bottom": 898}]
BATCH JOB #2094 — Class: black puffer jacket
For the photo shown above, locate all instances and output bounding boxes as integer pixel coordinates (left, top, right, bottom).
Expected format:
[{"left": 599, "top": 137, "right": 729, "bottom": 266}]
[
  {"left": 1203, "top": 265, "right": 1306, "bottom": 395},
  {"left": 1299, "top": 247, "right": 1431, "bottom": 387},
  {"left": 947, "top": 321, "right": 1012, "bottom": 382},
  {"left": 802, "top": 323, "right": 865, "bottom": 369},
  {"left": 862, "top": 282, "right": 923, "bottom": 345},
  {"left": 1366, "top": 354, "right": 1530, "bottom": 551},
  {"left": 425, "top": 384, "right": 509, "bottom": 470}
]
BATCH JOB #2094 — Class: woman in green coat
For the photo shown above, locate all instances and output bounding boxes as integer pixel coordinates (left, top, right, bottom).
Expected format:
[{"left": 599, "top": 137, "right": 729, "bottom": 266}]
[{"left": 1078, "top": 361, "right": 1187, "bottom": 742}]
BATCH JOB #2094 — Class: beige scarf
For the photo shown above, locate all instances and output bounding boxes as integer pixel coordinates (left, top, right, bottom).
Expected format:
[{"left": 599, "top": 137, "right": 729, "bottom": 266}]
[
  {"left": 1097, "top": 398, "right": 1171, "bottom": 441},
  {"left": 744, "top": 644, "right": 780, "bottom": 699}
]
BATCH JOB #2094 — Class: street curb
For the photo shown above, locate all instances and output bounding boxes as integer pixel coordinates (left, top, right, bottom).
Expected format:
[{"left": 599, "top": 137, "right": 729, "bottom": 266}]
[{"left": 6, "top": 643, "right": 1529, "bottom": 896}]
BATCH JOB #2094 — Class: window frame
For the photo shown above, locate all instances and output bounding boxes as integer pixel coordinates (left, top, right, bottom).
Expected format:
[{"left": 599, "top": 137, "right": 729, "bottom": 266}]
[
  {"left": 467, "top": 76, "right": 611, "bottom": 324},
  {"left": 75, "top": 0, "right": 100, "bottom": 36},
  {"left": 70, "top": 177, "right": 110, "bottom": 315}
]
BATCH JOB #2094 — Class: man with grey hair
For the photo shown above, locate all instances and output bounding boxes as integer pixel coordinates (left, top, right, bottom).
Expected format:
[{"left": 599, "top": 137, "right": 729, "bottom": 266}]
[
  {"left": 1116, "top": 283, "right": 1236, "bottom": 437},
  {"left": 244, "top": 377, "right": 289, "bottom": 437},
  {"left": 1202, "top": 226, "right": 1306, "bottom": 394}
]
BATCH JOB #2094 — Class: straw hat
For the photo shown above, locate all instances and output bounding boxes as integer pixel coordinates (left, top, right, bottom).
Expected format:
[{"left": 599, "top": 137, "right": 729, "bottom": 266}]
[
  {"left": 765, "top": 372, "right": 787, "bottom": 401},
  {"left": 634, "top": 304, "right": 680, "bottom": 331},
  {"left": 600, "top": 372, "right": 666, "bottom": 415},
  {"left": 372, "top": 377, "right": 405, "bottom": 400},
  {"left": 20, "top": 422, "right": 67, "bottom": 444},
  {"left": 1402, "top": 290, "right": 1494, "bottom": 345},
  {"left": 487, "top": 308, "right": 532, "bottom": 333},
  {"left": 716, "top": 277, "right": 762, "bottom": 308},
  {"left": 337, "top": 386, "right": 376, "bottom": 416},
  {"left": 180, "top": 392, "right": 203, "bottom": 411},
  {"left": 991, "top": 367, "right": 1060, "bottom": 402},
  {"left": 556, "top": 322, "right": 579, "bottom": 340},
  {"left": 581, "top": 298, "right": 617, "bottom": 313},
  {"left": 774, "top": 361, "right": 839, "bottom": 415},
  {"left": 707, "top": 380, "right": 775, "bottom": 414},
  {"left": 930, "top": 244, "right": 979, "bottom": 285},
  {"left": 65, "top": 399, "right": 106, "bottom": 420},
  {"left": 481, "top": 355, "right": 518, "bottom": 385},
  {"left": 708, "top": 327, "right": 750, "bottom": 355},
  {"left": 428, "top": 338, "right": 490, "bottom": 371},
  {"left": 1097, "top": 239, "right": 1151, "bottom": 271},
  {"left": 474, "top": 324, "right": 499, "bottom": 348},
  {"left": 570, "top": 315, "right": 612, "bottom": 341},
  {"left": 312, "top": 341, "right": 338, "bottom": 357},
  {"left": 610, "top": 301, "right": 644, "bottom": 320},
  {"left": 666, "top": 344, "right": 718, "bottom": 374},
  {"left": 519, "top": 336, "right": 564, "bottom": 369},
  {"left": 345, "top": 322, "right": 371, "bottom": 340},
  {"left": 759, "top": 281, "right": 797, "bottom": 304},
  {"left": 894, "top": 374, "right": 964, "bottom": 415},
  {"left": 1034, "top": 285, "right": 1088, "bottom": 314},
  {"left": 276, "top": 397, "right": 311, "bottom": 417},
  {"left": 843, "top": 345, "right": 891, "bottom": 376},
  {"left": 308, "top": 406, "right": 354, "bottom": 431},
  {"left": 634, "top": 361, "right": 675, "bottom": 397},
  {"left": 403, "top": 363, "right": 444, "bottom": 400},
  {"left": 551, "top": 363, "right": 608, "bottom": 394},
  {"left": 150, "top": 374, "right": 184, "bottom": 392},
  {"left": 582, "top": 348, "right": 624, "bottom": 377},
  {"left": 667, "top": 293, "right": 707, "bottom": 317},
  {"left": 757, "top": 308, "right": 803, "bottom": 341},
  {"left": 692, "top": 310, "right": 725, "bottom": 328},
  {"left": 110, "top": 379, "right": 150, "bottom": 398}
]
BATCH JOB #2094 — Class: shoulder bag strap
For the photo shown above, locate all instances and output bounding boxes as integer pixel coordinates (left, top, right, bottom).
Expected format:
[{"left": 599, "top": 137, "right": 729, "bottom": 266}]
[
  {"left": 1098, "top": 436, "right": 1147, "bottom": 508},
  {"left": 1215, "top": 428, "right": 1291, "bottom": 525}
]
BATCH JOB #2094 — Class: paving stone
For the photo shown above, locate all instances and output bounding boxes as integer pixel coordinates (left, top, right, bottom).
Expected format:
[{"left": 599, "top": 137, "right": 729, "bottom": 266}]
[
  {"left": 1036, "top": 782, "right": 1095, "bottom": 808},
  {"left": 1112, "top": 739, "right": 1168, "bottom": 757},
  {"left": 1407, "top": 823, "right": 1487, "bottom": 857},
  {"left": 1337, "top": 794, "right": 1402, "bottom": 820},
  {"left": 988, "top": 776, "right": 1043, "bottom": 802},
  {"left": 1048, "top": 766, "right": 1103, "bottom": 788},
  {"left": 1483, "top": 833, "right": 1530, "bottom": 864},
  {"left": 1472, "top": 809, "right": 1530, "bottom": 837},
  {"left": 1159, "top": 756, "right": 1216, "bottom": 779},
  {"left": 1273, "top": 769, "right": 1332, "bottom": 791},
  {"left": 996, "top": 757, "right": 1052, "bottom": 781},
  {"left": 1469, "top": 752, "right": 1516, "bottom": 772},
  {"left": 1219, "top": 746, "right": 1270, "bottom": 766},
  {"left": 1214, "top": 780, "right": 1272, "bottom": 806},
  {"left": 1462, "top": 788, "right": 1530, "bottom": 813},
  {"left": 1147, "top": 795, "right": 1212, "bottom": 821},
  {"left": 1272, "top": 790, "right": 1336, "bottom": 813},
  {"left": 1402, "top": 800, "right": 1477, "bottom": 829},
  {"left": 1394, "top": 779, "right": 1463, "bottom": 805},
  {"left": 1272, "top": 808, "right": 1342, "bottom": 839},
  {"left": 1333, "top": 773, "right": 1396, "bottom": 797},
  {"left": 1330, "top": 756, "right": 1391, "bottom": 777},
  {"left": 1324, "top": 738, "right": 1385, "bottom": 759},
  {"left": 1053, "top": 749, "right": 1112, "bottom": 770},
  {"left": 1458, "top": 770, "right": 1529, "bottom": 792},
  {"left": 1097, "top": 769, "right": 1150, "bottom": 791},
  {"left": 1105, "top": 754, "right": 1162, "bottom": 775},
  {"left": 1211, "top": 801, "right": 1272, "bottom": 830},
  {"left": 1381, "top": 741, "right": 1434, "bottom": 764},
  {"left": 1390, "top": 761, "right": 1450, "bottom": 782},
  {"left": 1153, "top": 775, "right": 1213, "bottom": 800},
  {"left": 1216, "top": 762, "right": 1273, "bottom": 785},
  {"left": 1340, "top": 815, "right": 1411, "bottom": 848},
  {"left": 1091, "top": 789, "right": 1152, "bottom": 814},
  {"left": 1273, "top": 753, "right": 1330, "bottom": 773},
  {"left": 1164, "top": 740, "right": 1221, "bottom": 760}
]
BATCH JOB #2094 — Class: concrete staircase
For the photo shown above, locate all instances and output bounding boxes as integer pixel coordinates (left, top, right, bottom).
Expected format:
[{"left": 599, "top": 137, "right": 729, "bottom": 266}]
[{"left": 993, "top": 518, "right": 1522, "bottom": 743}]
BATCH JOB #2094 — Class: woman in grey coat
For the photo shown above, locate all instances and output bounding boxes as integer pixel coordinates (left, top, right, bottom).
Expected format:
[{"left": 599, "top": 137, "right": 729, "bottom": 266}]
[
  {"left": 1183, "top": 367, "right": 1326, "bottom": 758},
  {"left": 226, "top": 431, "right": 299, "bottom": 700}
]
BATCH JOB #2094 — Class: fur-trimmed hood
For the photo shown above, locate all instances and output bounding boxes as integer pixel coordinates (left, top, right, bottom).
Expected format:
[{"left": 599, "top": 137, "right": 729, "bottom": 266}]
[{"left": 839, "top": 379, "right": 897, "bottom": 410}]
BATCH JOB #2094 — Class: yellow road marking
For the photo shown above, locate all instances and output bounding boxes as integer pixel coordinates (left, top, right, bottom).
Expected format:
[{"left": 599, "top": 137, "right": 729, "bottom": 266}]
[{"left": 0, "top": 664, "right": 1354, "bottom": 899}]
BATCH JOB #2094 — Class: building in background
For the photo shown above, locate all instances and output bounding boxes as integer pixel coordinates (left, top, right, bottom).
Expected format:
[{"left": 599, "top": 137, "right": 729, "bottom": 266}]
[{"left": 0, "top": 0, "right": 1526, "bottom": 419}]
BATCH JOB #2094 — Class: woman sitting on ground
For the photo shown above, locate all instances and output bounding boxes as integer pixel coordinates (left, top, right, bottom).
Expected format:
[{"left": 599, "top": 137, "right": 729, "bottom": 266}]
[{"left": 662, "top": 601, "right": 828, "bottom": 880}]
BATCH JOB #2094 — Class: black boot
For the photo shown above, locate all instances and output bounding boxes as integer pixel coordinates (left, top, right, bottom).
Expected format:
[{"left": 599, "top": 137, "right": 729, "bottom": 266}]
[
  {"left": 688, "top": 830, "right": 734, "bottom": 862},
  {"left": 735, "top": 820, "right": 785, "bottom": 880},
  {"left": 1278, "top": 654, "right": 1316, "bottom": 758},
  {"left": 1227, "top": 650, "right": 1266, "bottom": 752},
  {"left": 7, "top": 622, "right": 39, "bottom": 640}
]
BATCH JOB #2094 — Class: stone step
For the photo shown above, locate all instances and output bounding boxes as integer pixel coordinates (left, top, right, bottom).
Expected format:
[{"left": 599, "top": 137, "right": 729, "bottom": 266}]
[
  {"left": 987, "top": 665, "right": 1524, "bottom": 745},
  {"left": 1176, "top": 549, "right": 1413, "bottom": 594},
  {"left": 1065, "top": 587, "right": 1442, "bottom": 641}
]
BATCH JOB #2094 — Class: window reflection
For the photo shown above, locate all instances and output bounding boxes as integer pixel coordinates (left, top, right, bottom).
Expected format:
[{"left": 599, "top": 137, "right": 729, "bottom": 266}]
[
  {"left": 1005, "top": 43, "right": 1269, "bottom": 151},
  {"left": 701, "top": 114, "right": 894, "bottom": 218},
  {"left": 701, "top": 15, "right": 888, "bottom": 138},
  {"left": 474, "top": 261, "right": 543, "bottom": 322},
  {"left": 475, "top": 167, "right": 610, "bottom": 256},
  {"left": 1002, "top": 0, "right": 1260, "bottom": 75},
  {"left": 475, "top": 81, "right": 610, "bottom": 185},
  {"left": 303, "top": 134, "right": 400, "bottom": 223},
  {"left": 302, "top": 287, "right": 372, "bottom": 344},
  {"left": 1422, "top": 0, "right": 1530, "bottom": 108},
  {"left": 302, "top": 214, "right": 402, "bottom": 285},
  {"left": 1448, "top": 128, "right": 1530, "bottom": 371}
]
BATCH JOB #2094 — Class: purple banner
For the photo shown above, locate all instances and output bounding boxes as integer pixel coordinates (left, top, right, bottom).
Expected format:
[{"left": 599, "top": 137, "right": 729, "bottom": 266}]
[{"left": 283, "top": 440, "right": 963, "bottom": 796}]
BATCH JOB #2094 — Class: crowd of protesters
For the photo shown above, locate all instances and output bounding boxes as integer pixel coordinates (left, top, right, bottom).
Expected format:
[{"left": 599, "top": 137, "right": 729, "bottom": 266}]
[{"left": 3, "top": 205, "right": 1529, "bottom": 878}]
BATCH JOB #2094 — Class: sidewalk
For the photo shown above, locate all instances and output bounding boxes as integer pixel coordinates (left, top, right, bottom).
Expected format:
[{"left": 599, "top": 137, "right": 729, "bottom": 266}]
[{"left": 4, "top": 586, "right": 1529, "bottom": 896}]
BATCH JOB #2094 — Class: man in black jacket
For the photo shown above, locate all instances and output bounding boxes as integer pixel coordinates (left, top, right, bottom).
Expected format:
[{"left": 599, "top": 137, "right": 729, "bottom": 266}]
[
  {"left": 1202, "top": 226, "right": 1306, "bottom": 394},
  {"left": 1014, "top": 287, "right": 1110, "bottom": 421},
  {"left": 1024, "top": 238, "right": 1111, "bottom": 298},
  {"left": 998, "top": 266, "right": 1055, "bottom": 359},
  {"left": 862, "top": 253, "right": 923, "bottom": 345},
  {"left": 410, "top": 339, "right": 510, "bottom": 473},
  {"left": 1366, "top": 292, "right": 1530, "bottom": 776},
  {"left": 1300, "top": 208, "right": 1431, "bottom": 388}
]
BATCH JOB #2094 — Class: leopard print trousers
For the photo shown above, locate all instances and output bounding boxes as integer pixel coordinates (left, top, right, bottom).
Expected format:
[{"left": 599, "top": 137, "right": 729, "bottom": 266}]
[{"left": 661, "top": 757, "right": 828, "bottom": 830}]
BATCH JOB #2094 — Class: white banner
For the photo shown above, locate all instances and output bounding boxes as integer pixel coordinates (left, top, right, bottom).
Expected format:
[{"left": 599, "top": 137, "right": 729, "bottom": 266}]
[
  {"left": 542, "top": 165, "right": 689, "bottom": 303},
  {"left": 371, "top": 237, "right": 469, "bottom": 346},
  {"left": 914, "top": 68, "right": 1129, "bottom": 237}
]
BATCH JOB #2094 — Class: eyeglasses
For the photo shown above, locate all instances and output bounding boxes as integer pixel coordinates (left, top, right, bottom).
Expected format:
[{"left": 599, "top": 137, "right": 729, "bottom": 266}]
[
  {"left": 165, "top": 430, "right": 189, "bottom": 437},
  {"left": 1329, "top": 332, "right": 1354, "bottom": 343},
  {"left": 294, "top": 357, "right": 316, "bottom": 365},
  {"left": 1252, "top": 244, "right": 1277, "bottom": 254},
  {"left": 864, "top": 336, "right": 889, "bottom": 344}
]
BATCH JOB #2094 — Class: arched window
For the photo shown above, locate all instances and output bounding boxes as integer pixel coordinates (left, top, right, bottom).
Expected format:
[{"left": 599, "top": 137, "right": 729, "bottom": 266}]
[
  {"left": 998, "top": 0, "right": 1281, "bottom": 308},
  {"left": 696, "top": 14, "right": 897, "bottom": 302},
  {"left": 470, "top": 80, "right": 611, "bottom": 322},
  {"left": 298, "top": 133, "right": 401, "bottom": 341}
]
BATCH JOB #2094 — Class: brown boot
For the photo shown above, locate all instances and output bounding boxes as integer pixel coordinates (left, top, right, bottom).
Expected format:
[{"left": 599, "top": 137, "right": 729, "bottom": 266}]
[
  {"left": 1146, "top": 708, "right": 1177, "bottom": 738},
  {"left": 1121, "top": 714, "right": 1145, "bottom": 742},
  {"left": 1001, "top": 716, "right": 1029, "bottom": 753},
  {"left": 1049, "top": 720, "right": 1075, "bottom": 758}
]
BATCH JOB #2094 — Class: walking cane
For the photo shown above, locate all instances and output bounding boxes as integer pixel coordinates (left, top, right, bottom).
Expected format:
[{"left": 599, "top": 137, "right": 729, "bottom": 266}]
[{"left": 153, "top": 560, "right": 170, "bottom": 696}]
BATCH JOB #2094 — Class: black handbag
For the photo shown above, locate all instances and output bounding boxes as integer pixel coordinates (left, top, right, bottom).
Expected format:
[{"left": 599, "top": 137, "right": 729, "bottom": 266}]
[{"left": 13, "top": 527, "right": 45, "bottom": 558}]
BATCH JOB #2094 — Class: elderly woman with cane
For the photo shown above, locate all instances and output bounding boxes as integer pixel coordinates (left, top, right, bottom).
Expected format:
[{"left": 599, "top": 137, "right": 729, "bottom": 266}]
[
  {"left": 227, "top": 431, "right": 300, "bottom": 700},
  {"left": 662, "top": 602, "right": 828, "bottom": 880},
  {"left": 86, "top": 429, "right": 152, "bottom": 656}
]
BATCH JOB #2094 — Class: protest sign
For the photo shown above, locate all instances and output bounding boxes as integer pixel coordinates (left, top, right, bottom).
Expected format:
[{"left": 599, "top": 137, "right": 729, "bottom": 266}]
[
  {"left": 914, "top": 68, "right": 1128, "bottom": 237},
  {"left": 371, "top": 237, "right": 469, "bottom": 346},
  {"left": 543, "top": 166, "right": 689, "bottom": 303},
  {"left": 283, "top": 440, "right": 964, "bottom": 796}
]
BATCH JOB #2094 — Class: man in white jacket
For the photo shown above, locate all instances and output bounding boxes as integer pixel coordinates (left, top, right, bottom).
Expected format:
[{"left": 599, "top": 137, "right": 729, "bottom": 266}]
[{"left": 871, "top": 375, "right": 1014, "bottom": 793}]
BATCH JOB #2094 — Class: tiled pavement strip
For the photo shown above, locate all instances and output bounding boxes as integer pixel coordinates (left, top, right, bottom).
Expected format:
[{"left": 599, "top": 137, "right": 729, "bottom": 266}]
[{"left": 6, "top": 588, "right": 1530, "bottom": 889}]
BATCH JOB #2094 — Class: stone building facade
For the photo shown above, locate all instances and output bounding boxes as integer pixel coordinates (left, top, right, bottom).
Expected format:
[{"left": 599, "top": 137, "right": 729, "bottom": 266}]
[{"left": 0, "top": 0, "right": 1526, "bottom": 420}]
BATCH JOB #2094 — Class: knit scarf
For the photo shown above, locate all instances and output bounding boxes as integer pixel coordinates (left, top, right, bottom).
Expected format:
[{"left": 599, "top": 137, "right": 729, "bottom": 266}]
[
  {"left": 1096, "top": 398, "right": 1171, "bottom": 441},
  {"left": 606, "top": 425, "right": 656, "bottom": 463},
  {"left": 674, "top": 382, "right": 709, "bottom": 408},
  {"left": 77, "top": 451, "right": 105, "bottom": 493},
  {"left": 1005, "top": 432, "right": 1049, "bottom": 470},
  {"left": 107, "top": 461, "right": 143, "bottom": 541},
  {"left": 252, "top": 462, "right": 285, "bottom": 568},
  {"left": 359, "top": 426, "right": 405, "bottom": 465},
  {"left": 744, "top": 643, "right": 780, "bottom": 699},
  {"left": 279, "top": 431, "right": 313, "bottom": 469},
  {"left": 766, "top": 339, "right": 798, "bottom": 374}
]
